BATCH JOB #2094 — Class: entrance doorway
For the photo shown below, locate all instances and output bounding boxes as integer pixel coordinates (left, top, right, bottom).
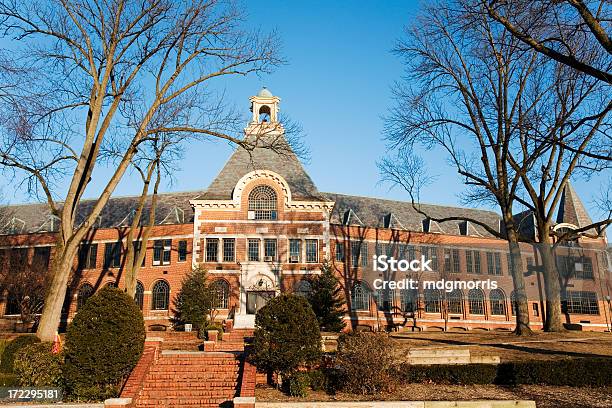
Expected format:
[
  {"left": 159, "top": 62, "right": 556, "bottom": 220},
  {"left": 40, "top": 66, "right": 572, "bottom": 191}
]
[{"left": 246, "top": 291, "right": 275, "bottom": 314}]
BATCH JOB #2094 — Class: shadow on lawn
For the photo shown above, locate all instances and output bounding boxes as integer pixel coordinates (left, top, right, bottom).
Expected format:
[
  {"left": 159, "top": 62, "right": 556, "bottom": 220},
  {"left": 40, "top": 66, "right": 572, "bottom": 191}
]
[{"left": 395, "top": 335, "right": 612, "bottom": 360}]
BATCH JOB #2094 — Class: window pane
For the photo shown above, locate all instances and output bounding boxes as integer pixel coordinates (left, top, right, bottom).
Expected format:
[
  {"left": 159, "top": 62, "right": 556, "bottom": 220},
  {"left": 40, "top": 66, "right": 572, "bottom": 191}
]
[
  {"left": 248, "top": 185, "right": 277, "bottom": 220},
  {"left": 178, "top": 240, "right": 187, "bottom": 262},
  {"left": 305, "top": 239, "right": 318, "bottom": 263},
  {"left": 248, "top": 239, "right": 260, "bottom": 261},
  {"left": 223, "top": 239, "right": 235, "bottom": 262},
  {"left": 289, "top": 239, "right": 301, "bottom": 262},
  {"left": 264, "top": 239, "right": 277, "bottom": 260},
  {"left": 206, "top": 239, "right": 219, "bottom": 262}
]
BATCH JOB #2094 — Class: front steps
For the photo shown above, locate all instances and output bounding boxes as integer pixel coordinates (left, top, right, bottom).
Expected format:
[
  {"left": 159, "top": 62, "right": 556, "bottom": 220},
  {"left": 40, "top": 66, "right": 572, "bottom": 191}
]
[{"left": 134, "top": 351, "right": 241, "bottom": 408}]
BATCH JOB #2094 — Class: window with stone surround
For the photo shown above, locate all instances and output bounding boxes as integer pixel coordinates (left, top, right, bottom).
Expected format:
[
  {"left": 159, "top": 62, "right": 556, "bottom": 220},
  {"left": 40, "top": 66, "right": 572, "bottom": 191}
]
[
  {"left": 103, "top": 242, "right": 121, "bottom": 268},
  {"left": 489, "top": 289, "right": 507, "bottom": 316},
  {"left": 153, "top": 239, "right": 171, "bottom": 266},
  {"left": 424, "top": 288, "right": 441, "bottom": 313},
  {"left": 487, "top": 252, "right": 502, "bottom": 275},
  {"left": 335, "top": 241, "right": 344, "bottom": 262},
  {"left": 289, "top": 239, "right": 301, "bottom": 263},
  {"left": 223, "top": 239, "right": 235, "bottom": 262},
  {"left": 305, "top": 239, "right": 318, "bottom": 263},
  {"left": 563, "top": 291, "right": 599, "bottom": 315},
  {"left": 152, "top": 280, "right": 170, "bottom": 310},
  {"left": 264, "top": 239, "right": 277, "bottom": 261},
  {"left": 206, "top": 239, "right": 219, "bottom": 262},
  {"left": 248, "top": 185, "right": 277, "bottom": 220},
  {"left": 447, "top": 289, "right": 464, "bottom": 314},
  {"left": 468, "top": 288, "right": 485, "bottom": 315},
  {"left": 211, "top": 279, "right": 230, "bottom": 309},
  {"left": 248, "top": 239, "right": 260, "bottom": 262},
  {"left": 351, "top": 281, "right": 370, "bottom": 311},
  {"left": 135, "top": 281, "right": 144, "bottom": 310},
  {"left": 78, "top": 243, "right": 98, "bottom": 269}
]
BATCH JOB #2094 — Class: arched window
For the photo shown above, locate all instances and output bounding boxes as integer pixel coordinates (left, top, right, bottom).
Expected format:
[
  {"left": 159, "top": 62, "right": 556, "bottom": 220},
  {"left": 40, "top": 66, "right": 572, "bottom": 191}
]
[
  {"left": 447, "top": 289, "right": 464, "bottom": 314},
  {"left": 510, "top": 290, "right": 517, "bottom": 316},
  {"left": 248, "top": 185, "right": 277, "bottom": 220},
  {"left": 424, "top": 288, "right": 441, "bottom": 313},
  {"left": 77, "top": 283, "right": 94, "bottom": 311},
  {"left": 468, "top": 289, "right": 485, "bottom": 315},
  {"left": 134, "top": 281, "right": 144, "bottom": 310},
  {"left": 211, "top": 279, "right": 230, "bottom": 309},
  {"left": 294, "top": 280, "right": 311, "bottom": 297},
  {"left": 400, "top": 288, "right": 418, "bottom": 313},
  {"left": 351, "top": 281, "right": 370, "bottom": 311},
  {"left": 4, "top": 291, "right": 20, "bottom": 316},
  {"left": 490, "top": 289, "right": 507, "bottom": 316},
  {"left": 259, "top": 105, "right": 271, "bottom": 122},
  {"left": 152, "top": 280, "right": 170, "bottom": 310}
]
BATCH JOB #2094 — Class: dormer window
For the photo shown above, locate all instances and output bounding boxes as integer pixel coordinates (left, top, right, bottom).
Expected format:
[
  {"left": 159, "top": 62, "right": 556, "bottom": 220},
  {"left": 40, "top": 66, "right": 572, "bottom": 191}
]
[{"left": 248, "top": 185, "right": 277, "bottom": 220}]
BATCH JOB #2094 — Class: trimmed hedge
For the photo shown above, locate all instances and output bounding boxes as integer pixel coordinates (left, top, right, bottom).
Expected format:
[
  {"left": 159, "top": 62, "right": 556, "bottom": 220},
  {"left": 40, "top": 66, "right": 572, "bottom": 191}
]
[
  {"left": 14, "top": 342, "right": 63, "bottom": 387},
  {"left": 0, "top": 373, "right": 19, "bottom": 386},
  {"left": 64, "top": 286, "right": 145, "bottom": 401},
  {"left": 0, "top": 335, "right": 40, "bottom": 373},
  {"left": 397, "top": 357, "right": 612, "bottom": 387}
]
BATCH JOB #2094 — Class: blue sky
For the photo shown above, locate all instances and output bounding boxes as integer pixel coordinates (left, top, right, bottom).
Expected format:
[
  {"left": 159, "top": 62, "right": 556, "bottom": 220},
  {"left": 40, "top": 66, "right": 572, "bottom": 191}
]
[{"left": 1, "top": 0, "right": 608, "bottom": 219}]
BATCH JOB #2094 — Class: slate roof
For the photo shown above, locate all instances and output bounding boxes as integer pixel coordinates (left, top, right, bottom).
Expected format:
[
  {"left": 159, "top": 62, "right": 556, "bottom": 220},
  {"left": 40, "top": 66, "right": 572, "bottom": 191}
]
[
  {"left": 556, "top": 182, "right": 594, "bottom": 229},
  {"left": 324, "top": 193, "right": 502, "bottom": 238},
  {"left": 0, "top": 191, "right": 202, "bottom": 235},
  {"left": 195, "top": 137, "right": 324, "bottom": 201}
]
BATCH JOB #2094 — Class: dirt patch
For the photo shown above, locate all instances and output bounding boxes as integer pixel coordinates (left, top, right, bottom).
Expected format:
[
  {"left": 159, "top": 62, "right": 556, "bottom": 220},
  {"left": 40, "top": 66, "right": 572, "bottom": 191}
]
[{"left": 256, "top": 384, "right": 612, "bottom": 408}]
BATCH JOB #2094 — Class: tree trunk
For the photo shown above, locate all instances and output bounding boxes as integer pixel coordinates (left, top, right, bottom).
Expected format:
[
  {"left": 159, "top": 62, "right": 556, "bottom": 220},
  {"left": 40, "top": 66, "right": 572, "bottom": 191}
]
[
  {"left": 36, "top": 240, "right": 79, "bottom": 341},
  {"left": 507, "top": 239, "right": 533, "bottom": 335},
  {"left": 538, "top": 238, "right": 565, "bottom": 332}
]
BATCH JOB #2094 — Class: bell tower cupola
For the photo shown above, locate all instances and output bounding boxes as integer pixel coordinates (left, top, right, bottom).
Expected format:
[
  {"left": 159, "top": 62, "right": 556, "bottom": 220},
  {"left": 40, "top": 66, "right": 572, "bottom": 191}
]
[{"left": 250, "top": 87, "right": 280, "bottom": 124}]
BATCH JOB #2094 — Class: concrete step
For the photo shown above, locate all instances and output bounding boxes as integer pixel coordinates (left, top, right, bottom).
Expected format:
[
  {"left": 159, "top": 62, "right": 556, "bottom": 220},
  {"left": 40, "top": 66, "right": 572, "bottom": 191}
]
[{"left": 409, "top": 348, "right": 471, "bottom": 358}]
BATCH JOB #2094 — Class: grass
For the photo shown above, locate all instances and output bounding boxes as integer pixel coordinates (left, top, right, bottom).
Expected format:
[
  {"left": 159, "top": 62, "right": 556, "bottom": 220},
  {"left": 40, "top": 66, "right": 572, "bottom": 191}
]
[{"left": 390, "top": 331, "right": 612, "bottom": 362}]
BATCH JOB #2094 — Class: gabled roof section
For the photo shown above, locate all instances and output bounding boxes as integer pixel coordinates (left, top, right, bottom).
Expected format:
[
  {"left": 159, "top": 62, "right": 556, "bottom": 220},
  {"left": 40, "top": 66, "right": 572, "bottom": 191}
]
[
  {"left": 196, "top": 136, "right": 324, "bottom": 201},
  {"left": 342, "top": 209, "right": 364, "bottom": 226},
  {"left": 326, "top": 193, "right": 501, "bottom": 238},
  {"left": 556, "top": 182, "right": 594, "bottom": 229},
  {"left": 0, "top": 190, "right": 202, "bottom": 235},
  {"left": 383, "top": 213, "right": 406, "bottom": 230}
]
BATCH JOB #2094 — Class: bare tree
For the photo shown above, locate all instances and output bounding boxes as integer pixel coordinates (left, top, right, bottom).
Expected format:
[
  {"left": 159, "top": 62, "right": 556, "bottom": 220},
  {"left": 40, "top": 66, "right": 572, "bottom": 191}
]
[
  {"left": 381, "top": 1, "right": 551, "bottom": 335},
  {"left": 383, "top": 0, "right": 611, "bottom": 333},
  {"left": 483, "top": 0, "right": 612, "bottom": 84},
  {"left": 0, "top": 0, "right": 283, "bottom": 341}
]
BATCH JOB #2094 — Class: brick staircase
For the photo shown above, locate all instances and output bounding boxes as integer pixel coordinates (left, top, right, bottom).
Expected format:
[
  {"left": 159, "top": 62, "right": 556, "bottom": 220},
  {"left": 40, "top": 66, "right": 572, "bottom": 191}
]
[
  {"left": 158, "top": 331, "right": 202, "bottom": 351},
  {"left": 119, "top": 326, "right": 257, "bottom": 408},
  {"left": 206, "top": 329, "right": 254, "bottom": 352},
  {"left": 133, "top": 351, "right": 241, "bottom": 408}
]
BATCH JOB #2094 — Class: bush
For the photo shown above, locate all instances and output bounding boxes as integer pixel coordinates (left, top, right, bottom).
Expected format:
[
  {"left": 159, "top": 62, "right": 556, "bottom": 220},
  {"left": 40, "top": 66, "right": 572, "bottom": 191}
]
[
  {"left": 64, "top": 286, "right": 145, "bottom": 401},
  {"left": 0, "top": 373, "right": 18, "bottom": 386},
  {"left": 308, "top": 369, "right": 327, "bottom": 391},
  {"left": 397, "top": 357, "right": 612, "bottom": 387},
  {"left": 285, "top": 372, "right": 310, "bottom": 397},
  {"left": 14, "top": 342, "right": 63, "bottom": 387},
  {"left": 496, "top": 358, "right": 612, "bottom": 387},
  {"left": 249, "top": 294, "right": 321, "bottom": 380},
  {"left": 173, "top": 267, "right": 213, "bottom": 331},
  {"left": 398, "top": 362, "right": 497, "bottom": 384},
  {"left": 335, "top": 332, "right": 396, "bottom": 394},
  {"left": 0, "top": 335, "right": 40, "bottom": 373}
]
